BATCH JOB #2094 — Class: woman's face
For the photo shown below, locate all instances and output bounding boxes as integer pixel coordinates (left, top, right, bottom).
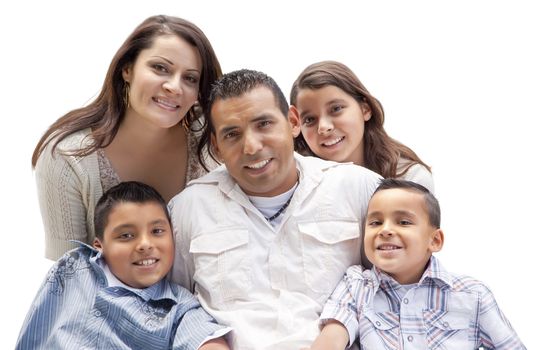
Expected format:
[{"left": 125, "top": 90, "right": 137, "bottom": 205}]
[
  {"left": 292, "top": 85, "right": 371, "bottom": 165},
  {"left": 122, "top": 34, "right": 202, "bottom": 130}
]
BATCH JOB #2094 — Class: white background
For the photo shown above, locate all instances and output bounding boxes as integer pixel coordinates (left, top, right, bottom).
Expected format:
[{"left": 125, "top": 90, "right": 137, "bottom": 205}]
[{"left": 1, "top": 0, "right": 536, "bottom": 348}]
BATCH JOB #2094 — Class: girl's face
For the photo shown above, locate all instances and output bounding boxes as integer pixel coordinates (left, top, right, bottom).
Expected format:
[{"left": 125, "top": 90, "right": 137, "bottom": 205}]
[
  {"left": 122, "top": 34, "right": 202, "bottom": 130},
  {"left": 292, "top": 85, "right": 371, "bottom": 165}
]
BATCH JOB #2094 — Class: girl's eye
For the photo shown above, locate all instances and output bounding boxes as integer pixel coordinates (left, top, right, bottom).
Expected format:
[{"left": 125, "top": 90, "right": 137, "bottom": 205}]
[
  {"left": 399, "top": 220, "right": 412, "bottom": 225},
  {"left": 369, "top": 220, "right": 381, "bottom": 226},
  {"left": 302, "top": 116, "right": 315, "bottom": 126},
  {"left": 331, "top": 104, "right": 344, "bottom": 113}
]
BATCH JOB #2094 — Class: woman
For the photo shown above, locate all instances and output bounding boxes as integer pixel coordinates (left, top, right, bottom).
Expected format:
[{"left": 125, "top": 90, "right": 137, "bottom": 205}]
[
  {"left": 289, "top": 60, "right": 433, "bottom": 191},
  {"left": 32, "top": 15, "right": 222, "bottom": 260}
]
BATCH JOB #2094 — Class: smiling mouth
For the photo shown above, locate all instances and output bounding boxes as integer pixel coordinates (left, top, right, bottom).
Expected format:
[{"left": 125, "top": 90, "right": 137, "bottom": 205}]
[
  {"left": 245, "top": 158, "right": 271, "bottom": 170},
  {"left": 322, "top": 136, "right": 344, "bottom": 147},
  {"left": 134, "top": 259, "right": 158, "bottom": 266},
  {"left": 377, "top": 244, "right": 402, "bottom": 251},
  {"left": 153, "top": 97, "right": 180, "bottom": 109}
]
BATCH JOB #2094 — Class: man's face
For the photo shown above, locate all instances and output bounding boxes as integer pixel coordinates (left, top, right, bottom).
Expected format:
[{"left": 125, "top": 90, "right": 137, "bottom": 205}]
[{"left": 210, "top": 86, "right": 298, "bottom": 197}]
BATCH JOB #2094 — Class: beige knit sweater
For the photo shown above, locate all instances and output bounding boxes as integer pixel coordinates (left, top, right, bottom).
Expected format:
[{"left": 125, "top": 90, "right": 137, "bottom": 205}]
[{"left": 35, "top": 128, "right": 212, "bottom": 260}]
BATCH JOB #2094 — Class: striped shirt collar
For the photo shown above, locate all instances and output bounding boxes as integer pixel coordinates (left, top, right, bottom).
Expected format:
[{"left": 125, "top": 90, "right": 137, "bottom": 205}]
[{"left": 372, "top": 255, "right": 454, "bottom": 292}]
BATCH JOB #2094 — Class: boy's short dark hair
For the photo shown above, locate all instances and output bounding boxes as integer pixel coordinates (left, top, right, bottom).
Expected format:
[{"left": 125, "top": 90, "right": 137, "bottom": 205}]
[
  {"left": 198, "top": 69, "right": 289, "bottom": 170},
  {"left": 94, "top": 181, "right": 170, "bottom": 240},
  {"left": 373, "top": 178, "right": 441, "bottom": 228}
]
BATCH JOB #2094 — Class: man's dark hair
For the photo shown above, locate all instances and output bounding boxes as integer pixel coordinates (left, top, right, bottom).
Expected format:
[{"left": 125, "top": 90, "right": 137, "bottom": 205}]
[{"left": 94, "top": 181, "right": 170, "bottom": 240}]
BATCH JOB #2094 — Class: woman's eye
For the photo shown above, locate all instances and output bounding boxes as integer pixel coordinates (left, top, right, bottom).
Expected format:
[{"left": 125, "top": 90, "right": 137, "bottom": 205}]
[
  {"left": 153, "top": 64, "right": 169, "bottom": 73},
  {"left": 224, "top": 131, "right": 238, "bottom": 139},
  {"left": 185, "top": 75, "right": 199, "bottom": 84}
]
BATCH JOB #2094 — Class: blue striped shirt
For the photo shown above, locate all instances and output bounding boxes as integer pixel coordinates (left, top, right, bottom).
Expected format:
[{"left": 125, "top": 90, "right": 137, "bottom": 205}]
[
  {"left": 320, "top": 256, "right": 525, "bottom": 349},
  {"left": 16, "top": 245, "right": 225, "bottom": 349}
]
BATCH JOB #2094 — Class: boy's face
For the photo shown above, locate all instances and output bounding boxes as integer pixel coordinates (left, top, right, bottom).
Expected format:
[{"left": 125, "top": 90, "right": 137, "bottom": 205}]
[
  {"left": 93, "top": 201, "right": 174, "bottom": 289},
  {"left": 364, "top": 188, "right": 443, "bottom": 284}
]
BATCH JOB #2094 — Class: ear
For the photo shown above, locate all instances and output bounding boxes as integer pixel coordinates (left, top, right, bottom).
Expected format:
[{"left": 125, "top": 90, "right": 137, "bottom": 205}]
[
  {"left": 361, "top": 102, "right": 372, "bottom": 122},
  {"left": 93, "top": 238, "right": 104, "bottom": 252},
  {"left": 288, "top": 106, "right": 302, "bottom": 137},
  {"left": 429, "top": 229, "right": 444, "bottom": 253},
  {"left": 210, "top": 133, "right": 221, "bottom": 160},
  {"left": 122, "top": 64, "right": 133, "bottom": 83}
]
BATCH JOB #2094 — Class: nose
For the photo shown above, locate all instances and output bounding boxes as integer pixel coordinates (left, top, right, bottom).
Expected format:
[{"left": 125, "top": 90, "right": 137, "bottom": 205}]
[
  {"left": 243, "top": 130, "right": 263, "bottom": 155},
  {"left": 317, "top": 116, "right": 334, "bottom": 135},
  {"left": 163, "top": 76, "right": 183, "bottom": 95},
  {"left": 136, "top": 233, "right": 154, "bottom": 252},
  {"left": 379, "top": 222, "right": 395, "bottom": 237}
]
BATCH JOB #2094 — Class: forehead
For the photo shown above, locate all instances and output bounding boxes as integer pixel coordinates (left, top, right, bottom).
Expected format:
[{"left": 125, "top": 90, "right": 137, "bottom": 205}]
[
  {"left": 296, "top": 85, "right": 351, "bottom": 104},
  {"left": 136, "top": 34, "right": 201, "bottom": 69},
  {"left": 368, "top": 188, "right": 427, "bottom": 215},
  {"left": 106, "top": 202, "right": 168, "bottom": 228},
  {"left": 211, "top": 86, "right": 284, "bottom": 129}
]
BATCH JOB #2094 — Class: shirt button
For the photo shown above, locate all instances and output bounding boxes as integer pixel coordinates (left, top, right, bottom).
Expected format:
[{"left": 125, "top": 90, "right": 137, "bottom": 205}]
[
  {"left": 403, "top": 298, "right": 409, "bottom": 304},
  {"left": 407, "top": 335, "right": 413, "bottom": 342},
  {"left": 443, "top": 321, "right": 449, "bottom": 328},
  {"left": 93, "top": 310, "right": 101, "bottom": 317},
  {"left": 375, "top": 321, "right": 381, "bottom": 326}
]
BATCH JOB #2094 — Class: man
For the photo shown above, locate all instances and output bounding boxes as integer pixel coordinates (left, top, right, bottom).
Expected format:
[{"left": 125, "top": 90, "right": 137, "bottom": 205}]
[{"left": 170, "top": 69, "right": 381, "bottom": 349}]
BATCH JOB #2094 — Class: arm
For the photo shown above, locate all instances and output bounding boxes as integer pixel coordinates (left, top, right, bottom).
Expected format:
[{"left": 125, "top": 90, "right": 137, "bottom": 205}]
[
  {"left": 35, "top": 139, "right": 100, "bottom": 260},
  {"left": 476, "top": 284, "right": 526, "bottom": 349},
  {"left": 198, "top": 337, "right": 230, "bottom": 350},
  {"left": 171, "top": 286, "right": 229, "bottom": 350},
  {"left": 308, "top": 320, "right": 349, "bottom": 350}
]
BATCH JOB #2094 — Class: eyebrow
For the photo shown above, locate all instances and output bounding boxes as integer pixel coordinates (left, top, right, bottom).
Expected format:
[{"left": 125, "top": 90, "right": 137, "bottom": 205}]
[
  {"left": 367, "top": 210, "right": 417, "bottom": 218},
  {"left": 149, "top": 56, "right": 200, "bottom": 73},
  {"left": 217, "top": 114, "right": 275, "bottom": 138}
]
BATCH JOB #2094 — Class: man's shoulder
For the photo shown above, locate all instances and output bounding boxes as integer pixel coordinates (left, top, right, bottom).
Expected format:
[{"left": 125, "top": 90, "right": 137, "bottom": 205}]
[{"left": 298, "top": 154, "right": 381, "bottom": 180}]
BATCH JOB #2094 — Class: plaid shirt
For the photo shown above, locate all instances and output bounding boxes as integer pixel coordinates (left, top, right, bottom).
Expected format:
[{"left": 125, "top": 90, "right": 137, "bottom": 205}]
[{"left": 320, "top": 256, "right": 525, "bottom": 349}]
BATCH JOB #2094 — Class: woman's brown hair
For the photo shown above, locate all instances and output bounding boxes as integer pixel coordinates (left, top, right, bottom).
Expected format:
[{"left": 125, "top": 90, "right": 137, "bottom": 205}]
[{"left": 32, "top": 15, "right": 222, "bottom": 167}]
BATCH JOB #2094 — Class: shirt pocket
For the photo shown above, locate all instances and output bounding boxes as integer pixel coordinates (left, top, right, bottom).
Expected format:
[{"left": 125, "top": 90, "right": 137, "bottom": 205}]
[
  {"left": 298, "top": 220, "right": 361, "bottom": 297},
  {"left": 359, "top": 309, "right": 401, "bottom": 350},
  {"left": 189, "top": 228, "right": 252, "bottom": 304},
  {"left": 423, "top": 309, "right": 473, "bottom": 349}
]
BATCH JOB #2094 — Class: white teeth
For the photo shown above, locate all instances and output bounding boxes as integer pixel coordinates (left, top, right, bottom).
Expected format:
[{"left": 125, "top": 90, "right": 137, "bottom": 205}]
[
  {"left": 155, "top": 98, "right": 179, "bottom": 108},
  {"left": 378, "top": 245, "right": 400, "bottom": 250},
  {"left": 136, "top": 259, "right": 156, "bottom": 266},
  {"left": 322, "top": 137, "right": 343, "bottom": 146},
  {"left": 247, "top": 159, "right": 270, "bottom": 169}
]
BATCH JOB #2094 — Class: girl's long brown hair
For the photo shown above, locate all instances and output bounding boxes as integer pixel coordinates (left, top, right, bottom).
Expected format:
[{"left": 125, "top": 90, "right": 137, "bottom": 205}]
[
  {"left": 290, "top": 60, "right": 430, "bottom": 178},
  {"left": 32, "top": 15, "right": 222, "bottom": 167}
]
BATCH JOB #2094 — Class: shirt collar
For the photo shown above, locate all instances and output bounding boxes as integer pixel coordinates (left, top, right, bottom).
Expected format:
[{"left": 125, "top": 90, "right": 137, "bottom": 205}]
[
  {"left": 71, "top": 241, "right": 178, "bottom": 304},
  {"left": 374, "top": 255, "right": 453, "bottom": 291}
]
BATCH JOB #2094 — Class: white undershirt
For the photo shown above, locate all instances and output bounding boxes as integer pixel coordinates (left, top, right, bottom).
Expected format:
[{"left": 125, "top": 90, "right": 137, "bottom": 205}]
[{"left": 248, "top": 182, "right": 298, "bottom": 227}]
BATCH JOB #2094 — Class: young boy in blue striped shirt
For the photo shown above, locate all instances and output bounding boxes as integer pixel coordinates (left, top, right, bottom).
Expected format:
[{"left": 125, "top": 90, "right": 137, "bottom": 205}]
[
  {"left": 307, "top": 179, "right": 525, "bottom": 349},
  {"left": 17, "top": 181, "right": 230, "bottom": 350}
]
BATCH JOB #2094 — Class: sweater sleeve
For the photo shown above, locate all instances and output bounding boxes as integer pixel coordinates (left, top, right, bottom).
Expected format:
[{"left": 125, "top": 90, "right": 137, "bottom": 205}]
[{"left": 34, "top": 132, "right": 102, "bottom": 260}]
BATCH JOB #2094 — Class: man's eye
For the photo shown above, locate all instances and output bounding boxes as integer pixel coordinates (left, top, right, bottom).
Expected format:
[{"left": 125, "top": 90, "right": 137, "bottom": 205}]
[{"left": 259, "top": 120, "right": 272, "bottom": 128}]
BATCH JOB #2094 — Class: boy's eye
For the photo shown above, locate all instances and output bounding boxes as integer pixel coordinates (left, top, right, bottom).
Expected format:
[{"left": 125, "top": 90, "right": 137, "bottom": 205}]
[
  {"left": 152, "top": 228, "right": 166, "bottom": 235},
  {"left": 399, "top": 219, "right": 412, "bottom": 225},
  {"left": 118, "top": 232, "right": 134, "bottom": 240}
]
